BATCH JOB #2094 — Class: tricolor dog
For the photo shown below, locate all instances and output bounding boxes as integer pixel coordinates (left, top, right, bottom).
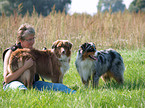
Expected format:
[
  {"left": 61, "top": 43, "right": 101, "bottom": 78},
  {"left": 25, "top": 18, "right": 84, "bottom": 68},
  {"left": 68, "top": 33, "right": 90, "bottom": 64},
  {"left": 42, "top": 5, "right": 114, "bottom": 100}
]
[
  {"left": 8, "top": 40, "right": 73, "bottom": 87},
  {"left": 51, "top": 40, "right": 73, "bottom": 83},
  {"left": 75, "top": 42, "right": 125, "bottom": 88}
]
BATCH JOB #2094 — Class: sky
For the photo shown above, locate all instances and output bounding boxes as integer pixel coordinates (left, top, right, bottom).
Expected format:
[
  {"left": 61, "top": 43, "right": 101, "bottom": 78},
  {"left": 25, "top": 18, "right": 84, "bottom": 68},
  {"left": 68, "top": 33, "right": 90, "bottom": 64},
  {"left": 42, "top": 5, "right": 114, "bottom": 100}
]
[{"left": 68, "top": 0, "right": 133, "bottom": 15}]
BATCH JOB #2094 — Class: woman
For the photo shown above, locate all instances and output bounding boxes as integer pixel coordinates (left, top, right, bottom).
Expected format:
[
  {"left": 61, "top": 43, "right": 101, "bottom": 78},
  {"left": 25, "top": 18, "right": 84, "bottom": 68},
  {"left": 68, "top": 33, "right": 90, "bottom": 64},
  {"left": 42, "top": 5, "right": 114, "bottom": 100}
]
[{"left": 3, "top": 23, "right": 76, "bottom": 94}]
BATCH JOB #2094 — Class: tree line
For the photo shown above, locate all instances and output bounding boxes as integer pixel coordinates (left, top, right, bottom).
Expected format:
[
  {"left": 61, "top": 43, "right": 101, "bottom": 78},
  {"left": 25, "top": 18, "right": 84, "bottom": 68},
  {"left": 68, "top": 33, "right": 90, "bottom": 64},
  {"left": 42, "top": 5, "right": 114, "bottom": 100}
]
[
  {"left": 0, "top": 0, "right": 71, "bottom": 16},
  {"left": 97, "top": 0, "right": 145, "bottom": 13},
  {"left": 0, "top": 0, "right": 145, "bottom": 16}
]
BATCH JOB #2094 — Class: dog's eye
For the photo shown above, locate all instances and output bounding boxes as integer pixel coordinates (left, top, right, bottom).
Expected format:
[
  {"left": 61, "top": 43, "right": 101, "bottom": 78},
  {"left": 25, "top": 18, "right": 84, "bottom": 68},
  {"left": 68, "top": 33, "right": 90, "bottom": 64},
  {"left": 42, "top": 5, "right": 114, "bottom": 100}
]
[{"left": 87, "top": 47, "right": 95, "bottom": 52}]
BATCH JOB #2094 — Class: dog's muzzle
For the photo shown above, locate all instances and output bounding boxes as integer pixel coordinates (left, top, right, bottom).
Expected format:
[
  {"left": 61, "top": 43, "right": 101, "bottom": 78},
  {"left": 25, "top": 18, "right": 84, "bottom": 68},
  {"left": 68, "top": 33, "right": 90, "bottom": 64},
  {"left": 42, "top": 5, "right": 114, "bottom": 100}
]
[{"left": 61, "top": 48, "right": 66, "bottom": 55}]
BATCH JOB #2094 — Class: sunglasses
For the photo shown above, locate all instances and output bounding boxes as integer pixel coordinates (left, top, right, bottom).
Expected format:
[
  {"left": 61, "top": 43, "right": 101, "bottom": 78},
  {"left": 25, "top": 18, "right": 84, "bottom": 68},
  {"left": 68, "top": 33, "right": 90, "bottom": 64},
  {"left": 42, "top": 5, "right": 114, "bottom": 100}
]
[{"left": 24, "top": 37, "right": 35, "bottom": 42}]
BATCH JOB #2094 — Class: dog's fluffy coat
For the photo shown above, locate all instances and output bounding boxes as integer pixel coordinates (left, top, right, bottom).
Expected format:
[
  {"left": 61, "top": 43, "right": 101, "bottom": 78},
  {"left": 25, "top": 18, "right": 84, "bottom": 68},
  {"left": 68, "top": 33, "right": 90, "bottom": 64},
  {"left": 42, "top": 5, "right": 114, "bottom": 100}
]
[
  {"left": 8, "top": 40, "right": 72, "bottom": 87},
  {"left": 75, "top": 42, "right": 125, "bottom": 87}
]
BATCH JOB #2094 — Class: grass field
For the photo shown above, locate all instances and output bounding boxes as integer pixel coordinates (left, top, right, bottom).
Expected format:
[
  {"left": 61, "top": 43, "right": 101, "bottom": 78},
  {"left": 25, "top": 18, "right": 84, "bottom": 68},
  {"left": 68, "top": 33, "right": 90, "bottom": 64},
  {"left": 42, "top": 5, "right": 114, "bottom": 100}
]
[
  {"left": 0, "top": 11, "right": 145, "bottom": 107},
  {"left": 0, "top": 49, "right": 144, "bottom": 108}
]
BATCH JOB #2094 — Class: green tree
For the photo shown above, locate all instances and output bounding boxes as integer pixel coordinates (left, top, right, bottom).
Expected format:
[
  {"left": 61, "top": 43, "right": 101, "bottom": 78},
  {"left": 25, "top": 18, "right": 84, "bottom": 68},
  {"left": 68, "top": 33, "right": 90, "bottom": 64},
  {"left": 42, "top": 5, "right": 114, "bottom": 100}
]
[
  {"left": 129, "top": 0, "right": 145, "bottom": 12},
  {"left": 0, "top": 0, "right": 8, "bottom": 15},
  {"left": 97, "top": 0, "right": 126, "bottom": 13},
  {"left": 0, "top": 0, "right": 71, "bottom": 16}
]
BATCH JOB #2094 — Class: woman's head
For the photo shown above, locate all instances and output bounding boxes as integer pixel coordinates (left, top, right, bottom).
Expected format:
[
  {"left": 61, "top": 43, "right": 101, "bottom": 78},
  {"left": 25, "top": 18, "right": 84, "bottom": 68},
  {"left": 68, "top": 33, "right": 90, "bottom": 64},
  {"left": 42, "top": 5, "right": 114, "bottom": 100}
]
[{"left": 17, "top": 23, "right": 35, "bottom": 49}]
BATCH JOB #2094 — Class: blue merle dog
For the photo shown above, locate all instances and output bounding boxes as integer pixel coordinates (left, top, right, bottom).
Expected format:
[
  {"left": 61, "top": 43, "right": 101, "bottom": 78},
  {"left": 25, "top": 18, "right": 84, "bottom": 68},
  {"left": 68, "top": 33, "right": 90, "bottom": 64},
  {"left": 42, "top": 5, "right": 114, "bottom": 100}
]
[{"left": 75, "top": 42, "right": 125, "bottom": 88}]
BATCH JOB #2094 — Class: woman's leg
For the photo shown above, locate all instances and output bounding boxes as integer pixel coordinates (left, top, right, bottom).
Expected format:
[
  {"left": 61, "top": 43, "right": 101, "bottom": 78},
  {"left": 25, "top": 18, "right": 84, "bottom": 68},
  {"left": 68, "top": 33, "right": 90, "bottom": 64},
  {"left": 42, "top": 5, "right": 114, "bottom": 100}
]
[
  {"left": 33, "top": 81, "right": 76, "bottom": 94},
  {"left": 3, "top": 81, "right": 28, "bottom": 91}
]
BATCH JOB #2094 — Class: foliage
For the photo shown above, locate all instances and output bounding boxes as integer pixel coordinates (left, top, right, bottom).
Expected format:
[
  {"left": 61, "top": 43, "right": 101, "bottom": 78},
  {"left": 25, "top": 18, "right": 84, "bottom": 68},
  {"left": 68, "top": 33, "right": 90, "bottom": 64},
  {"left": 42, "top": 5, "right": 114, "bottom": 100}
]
[
  {"left": 0, "top": 0, "right": 71, "bottom": 16},
  {"left": 97, "top": 0, "right": 126, "bottom": 13},
  {"left": 0, "top": 49, "right": 145, "bottom": 107},
  {"left": 129, "top": 0, "right": 145, "bottom": 13}
]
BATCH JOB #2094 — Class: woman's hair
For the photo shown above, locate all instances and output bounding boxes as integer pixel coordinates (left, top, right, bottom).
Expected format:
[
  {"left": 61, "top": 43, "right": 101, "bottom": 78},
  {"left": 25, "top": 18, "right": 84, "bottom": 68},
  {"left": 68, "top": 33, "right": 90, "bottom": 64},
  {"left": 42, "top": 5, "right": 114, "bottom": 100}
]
[{"left": 17, "top": 23, "right": 35, "bottom": 41}]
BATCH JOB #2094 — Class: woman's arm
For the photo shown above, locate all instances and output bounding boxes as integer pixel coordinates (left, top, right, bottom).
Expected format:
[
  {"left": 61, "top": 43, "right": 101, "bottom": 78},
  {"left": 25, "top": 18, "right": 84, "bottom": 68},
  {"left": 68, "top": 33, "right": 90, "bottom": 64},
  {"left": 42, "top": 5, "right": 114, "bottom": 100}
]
[{"left": 3, "top": 50, "right": 34, "bottom": 84}]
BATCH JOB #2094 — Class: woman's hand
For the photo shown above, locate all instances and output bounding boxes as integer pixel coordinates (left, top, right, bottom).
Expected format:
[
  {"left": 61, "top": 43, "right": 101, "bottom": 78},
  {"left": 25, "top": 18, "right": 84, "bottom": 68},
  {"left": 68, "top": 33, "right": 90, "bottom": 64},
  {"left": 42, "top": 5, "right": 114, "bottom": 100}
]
[
  {"left": 3, "top": 50, "right": 34, "bottom": 84},
  {"left": 4, "top": 58, "right": 34, "bottom": 84},
  {"left": 23, "top": 58, "right": 34, "bottom": 70}
]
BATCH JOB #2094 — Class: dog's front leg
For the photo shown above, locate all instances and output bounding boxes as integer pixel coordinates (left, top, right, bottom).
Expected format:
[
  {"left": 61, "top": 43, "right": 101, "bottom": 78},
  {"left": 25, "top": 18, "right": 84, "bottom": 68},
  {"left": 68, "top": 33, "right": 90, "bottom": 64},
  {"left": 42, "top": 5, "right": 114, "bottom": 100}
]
[
  {"left": 82, "top": 77, "right": 89, "bottom": 87},
  {"left": 59, "top": 74, "right": 64, "bottom": 83},
  {"left": 93, "top": 72, "right": 100, "bottom": 88}
]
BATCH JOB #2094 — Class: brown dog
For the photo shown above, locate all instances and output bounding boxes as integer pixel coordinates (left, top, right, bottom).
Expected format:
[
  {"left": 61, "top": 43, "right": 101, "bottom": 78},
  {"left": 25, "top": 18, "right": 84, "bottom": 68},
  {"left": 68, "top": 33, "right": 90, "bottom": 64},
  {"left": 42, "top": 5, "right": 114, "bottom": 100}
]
[
  {"left": 8, "top": 40, "right": 73, "bottom": 87},
  {"left": 51, "top": 40, "right": 73, "bottom": 83}
]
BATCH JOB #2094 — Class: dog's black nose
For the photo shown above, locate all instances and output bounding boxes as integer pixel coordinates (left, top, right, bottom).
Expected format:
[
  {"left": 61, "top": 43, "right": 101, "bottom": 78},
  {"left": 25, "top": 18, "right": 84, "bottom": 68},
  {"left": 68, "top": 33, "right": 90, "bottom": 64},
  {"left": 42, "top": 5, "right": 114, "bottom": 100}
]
[
  {"left": 62, "top": 50, "right": 66, "bottom": 54},
  {"left": 62, "top": 51, "right": 65, "bottom": 53}
]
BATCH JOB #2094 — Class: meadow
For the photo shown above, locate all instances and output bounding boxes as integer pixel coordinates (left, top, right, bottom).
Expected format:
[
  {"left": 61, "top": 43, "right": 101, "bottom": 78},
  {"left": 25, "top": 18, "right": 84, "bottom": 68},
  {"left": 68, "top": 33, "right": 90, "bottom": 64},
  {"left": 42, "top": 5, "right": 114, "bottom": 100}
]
[{"left": 0, "top": 11, "right": 145, "bottom": 107}]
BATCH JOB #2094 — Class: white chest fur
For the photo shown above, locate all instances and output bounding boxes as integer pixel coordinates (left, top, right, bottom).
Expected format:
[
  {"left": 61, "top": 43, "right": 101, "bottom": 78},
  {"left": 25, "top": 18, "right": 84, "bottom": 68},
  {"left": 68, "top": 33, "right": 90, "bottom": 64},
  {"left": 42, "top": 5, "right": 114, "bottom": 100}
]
[
  {"left": 60, "top": 61, "right": 70, "bottom": 75},
  {"left": 59, "top": 55, "right": 70, "bottom": 75},
  {"left": 78, "top": 58, "right": 94, "bottom": 81}
]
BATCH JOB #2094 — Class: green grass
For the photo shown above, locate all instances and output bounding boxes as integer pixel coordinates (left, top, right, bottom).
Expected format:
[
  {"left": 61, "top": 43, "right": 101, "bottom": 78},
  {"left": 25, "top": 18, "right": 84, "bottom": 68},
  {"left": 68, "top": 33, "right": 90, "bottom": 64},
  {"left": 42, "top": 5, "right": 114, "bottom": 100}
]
[{"left": 0, "top": 49, "right": 145, "bottom": 108}]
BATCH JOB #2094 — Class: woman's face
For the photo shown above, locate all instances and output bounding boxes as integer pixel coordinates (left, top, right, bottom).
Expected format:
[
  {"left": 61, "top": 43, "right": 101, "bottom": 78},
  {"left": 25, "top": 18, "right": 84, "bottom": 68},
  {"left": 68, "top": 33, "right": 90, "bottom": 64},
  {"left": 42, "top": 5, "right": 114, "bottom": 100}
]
[{"left": 20, "top": 34, "right": 35, "bottom": 49}]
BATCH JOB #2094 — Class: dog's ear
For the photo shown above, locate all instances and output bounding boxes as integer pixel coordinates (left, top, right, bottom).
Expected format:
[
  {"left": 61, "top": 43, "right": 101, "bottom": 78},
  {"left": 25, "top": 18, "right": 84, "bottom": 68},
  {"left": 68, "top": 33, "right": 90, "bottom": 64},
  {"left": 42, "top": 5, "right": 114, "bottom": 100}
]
[
  {"left": 52, "top": 44, "right": 56, "bottom": 49},
  {"left": 52, "top": 40, "right": 60, "bottom": 49},
  {"left": 68, "top": 42, "right": 73, "bottom": 49},
  {"left": 92, "top": 43, "right": 96, "bottom": 51},
  {"left": 81, "top": 43, "right": 88, "bottom": 51}
]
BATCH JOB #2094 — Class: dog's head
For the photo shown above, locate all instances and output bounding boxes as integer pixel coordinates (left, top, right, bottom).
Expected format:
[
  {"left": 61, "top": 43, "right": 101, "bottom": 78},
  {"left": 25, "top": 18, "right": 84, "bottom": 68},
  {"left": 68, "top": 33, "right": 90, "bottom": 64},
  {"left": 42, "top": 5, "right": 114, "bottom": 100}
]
[
  {"left": 79, "top": 42, "right": 96, "bottom": 60},
  {"left": 52, "top": 40, "right": 73, "bottom": 60}
]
